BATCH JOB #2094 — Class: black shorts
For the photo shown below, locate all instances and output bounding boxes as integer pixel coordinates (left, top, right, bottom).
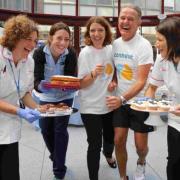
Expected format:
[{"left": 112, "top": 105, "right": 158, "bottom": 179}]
[{"left": 113, "top": 104, "right": 154, "bottom": 133}]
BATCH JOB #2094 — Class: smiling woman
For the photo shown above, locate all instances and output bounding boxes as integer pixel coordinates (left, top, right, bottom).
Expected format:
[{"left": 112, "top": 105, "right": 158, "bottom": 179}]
[
  {"left": 78, "top": 16, "right": 116, "bottom": 180},
  {"left": 33, "top": 21, "right": 77, "bottom": 180},
  {"left": 0, "top": 14, "right": 42, "bottom": 180},
  {"left": 145, "top": 16, "right": 180, "bottom": 180}
]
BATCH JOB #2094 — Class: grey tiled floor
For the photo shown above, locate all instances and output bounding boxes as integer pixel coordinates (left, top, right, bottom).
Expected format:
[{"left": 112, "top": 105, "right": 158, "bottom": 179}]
[{"left": 19, "top": 121, "right": 168, "bottom": 180}]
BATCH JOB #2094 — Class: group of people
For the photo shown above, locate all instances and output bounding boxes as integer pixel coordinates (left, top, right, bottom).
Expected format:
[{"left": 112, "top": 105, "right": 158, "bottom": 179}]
[{"left": 0, "top": 3, "right": 180, "bottom": 180}]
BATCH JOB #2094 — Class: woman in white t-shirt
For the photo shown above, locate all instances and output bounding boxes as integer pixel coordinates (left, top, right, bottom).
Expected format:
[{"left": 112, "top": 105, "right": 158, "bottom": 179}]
[
  {"left": 145, "top": 17, "right": 180, "bottom": 180},
  {"left": 78, "top": 16, "right": 116, "bottom": 180}
]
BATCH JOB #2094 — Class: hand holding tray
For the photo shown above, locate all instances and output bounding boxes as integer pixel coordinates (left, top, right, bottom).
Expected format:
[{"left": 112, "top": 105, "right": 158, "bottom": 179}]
[{"left": 40, "top": 108, "right": 78, "bottom": 117}]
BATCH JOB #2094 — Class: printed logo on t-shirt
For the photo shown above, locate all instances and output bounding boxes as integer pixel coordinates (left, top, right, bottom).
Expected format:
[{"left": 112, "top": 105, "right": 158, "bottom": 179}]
[
  {"left": 116, "top": 64, "right": 133, "bottom": 80},
  {"left": 114, "top": 53, "right": 133, "bottom": 60}
]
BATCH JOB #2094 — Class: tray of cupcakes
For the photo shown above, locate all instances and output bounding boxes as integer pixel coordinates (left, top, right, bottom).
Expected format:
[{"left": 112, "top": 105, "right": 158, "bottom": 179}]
[
  {"left": 130, "top": 98, "right": 172, "bottom": 113},
  {"left": 38, "top": 103, "right": 78, "bottom": 117}
]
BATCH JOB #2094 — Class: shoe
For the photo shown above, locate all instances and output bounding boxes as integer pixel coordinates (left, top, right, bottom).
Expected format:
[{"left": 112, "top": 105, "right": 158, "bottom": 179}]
[
  {"left": 133, "top": 162, "right": 146, "bottom": 180},
  {"left": 120, "top": 176, "right": 129, "bottom": 180},
  {"left": 105, "top": 156, "right": 117, "bottom": 168}
]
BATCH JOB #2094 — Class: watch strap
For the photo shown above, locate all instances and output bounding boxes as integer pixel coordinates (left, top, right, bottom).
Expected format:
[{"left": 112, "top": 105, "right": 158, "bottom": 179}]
[{"left": 120, "top": 95, "right": 127, "bottom": 105}]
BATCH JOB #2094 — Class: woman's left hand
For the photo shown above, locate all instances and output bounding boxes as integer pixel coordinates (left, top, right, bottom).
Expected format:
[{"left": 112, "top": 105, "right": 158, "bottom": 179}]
[{"left": 107, "top": 81, "right": 117, "bottom": 92}]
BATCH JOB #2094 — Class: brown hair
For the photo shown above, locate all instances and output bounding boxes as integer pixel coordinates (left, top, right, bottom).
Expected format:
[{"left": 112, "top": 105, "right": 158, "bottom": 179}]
[
  {"left": 84, "top": 16, "right": 112, "bottom": 46},
  {"left": 48, "top": 22, "right": 71, "bottom": 45},
  {"left": 0, "top": 14, "right": 38, "bottom": 51}
]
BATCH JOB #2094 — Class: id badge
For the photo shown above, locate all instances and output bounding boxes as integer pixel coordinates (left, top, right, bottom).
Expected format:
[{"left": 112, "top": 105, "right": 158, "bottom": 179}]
[{"left": 19, "top": 99, "right": 25, "bottom": 109}]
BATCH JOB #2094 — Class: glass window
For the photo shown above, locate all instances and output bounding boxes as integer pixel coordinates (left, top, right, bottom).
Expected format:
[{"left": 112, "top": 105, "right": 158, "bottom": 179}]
[
  {"left": 114, "top": 0, "right": 119, "bottom": 6},
  {"left": 115, "top": 7, "right": 119, "bottom": 16},
  {"left": 96, "top": 0, "right": 113, "bottom": 6},
  {"left": 23, "top": 0, "right": 31, "bottom": 12},
  {"left": 175, "top": 0, "right": 180, "bottom": 12},
  {"left": 62, "top": 0, "right": 75, "bottom": 15},
  {"left": 121, "top": 0, "right": 136, "bottom": 5},
  {"left": 145, "top": 0, "right": 161, "bottom": 15},
  {"left": 37, "top": 0, "right": 75, "bottom": 15},
  {"left": 79, "top": 0, "right": 96, "bottom": 5},
  {"left": 164, "top": 0, "right": 175, "bottom": 13},
  {"left": 79, "top": 6, "right": 96, "bottom": 16},
  {"left": 0, "top": 0, "right": 31, "bottom": 11},
  {"left": 97, "top": 7, "right": 113, "bottom": 16},
  {"left": 146, "top": 0, "right": 161, "bottom": 10},
  {"left": 44, "top": 4, "right": 60, "bottom": 14},
  {"left": 44, "top": 0, "right": 60, "bottom": 3},
  {"left": 121, "top": 0, "right": 145, "bottom": 11},
  {"left": 62, "top": 0, "right": 75, "bottom": 4},
  {"left": 34, "top": 0, "right": 44, "bottom": 13},
  {"left": 62, "top": 4, "right": 75, "bottom": 15}
]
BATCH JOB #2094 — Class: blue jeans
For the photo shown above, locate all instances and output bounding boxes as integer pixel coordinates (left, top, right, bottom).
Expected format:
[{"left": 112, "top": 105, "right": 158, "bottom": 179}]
[{"left": 40, "top": 99, "right": 73, "bottom": 179}]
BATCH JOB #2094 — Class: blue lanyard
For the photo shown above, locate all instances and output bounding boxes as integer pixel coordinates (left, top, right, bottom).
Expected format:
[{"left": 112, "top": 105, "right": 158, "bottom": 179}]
[{"left": 8, "top": 59, "right": 21, "bottom": 99}]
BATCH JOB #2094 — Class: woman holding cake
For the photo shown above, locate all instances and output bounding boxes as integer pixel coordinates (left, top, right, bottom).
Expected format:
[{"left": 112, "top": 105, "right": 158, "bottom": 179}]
[
  {"left": 145, "top": 16, "right": 180, "bottom": 180},
  {"left": 78, "top": 16, "right": 116, "bottom": 180},
  {"left": 33, "top": 22, "right": 77, "bottom": 180}
]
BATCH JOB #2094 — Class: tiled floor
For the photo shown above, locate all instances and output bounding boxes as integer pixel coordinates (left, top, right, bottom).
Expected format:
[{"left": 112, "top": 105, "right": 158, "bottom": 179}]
[{"left": 19, "top": 121, "right": 168, "bottom": 180}]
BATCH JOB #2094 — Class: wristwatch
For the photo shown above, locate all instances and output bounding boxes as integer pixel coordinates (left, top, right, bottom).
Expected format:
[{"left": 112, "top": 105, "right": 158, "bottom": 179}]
[{"left": 120, "top": 96, "right": 127, "bottom": 105}]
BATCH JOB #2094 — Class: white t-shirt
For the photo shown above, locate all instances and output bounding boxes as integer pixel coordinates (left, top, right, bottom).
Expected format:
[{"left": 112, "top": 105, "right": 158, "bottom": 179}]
[
  {"left": 150, "top": 55, "right": 180, "bottom": 131},
  {"left": 78, "top": 45, "right": 114, "bottom": 114},
  {"left": 0, "top": 45, "right": 34, "bottom": 144},
  {"left": 112, "top": 33, "right": 153, "bottom": 99}
]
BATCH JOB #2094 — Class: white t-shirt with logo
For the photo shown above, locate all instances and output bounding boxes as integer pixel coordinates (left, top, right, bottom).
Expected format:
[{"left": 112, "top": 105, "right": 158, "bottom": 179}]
[
  {"left": 112, "top": 33, "right": 153, "bottom": 99},
  {"left": 78, "top": 45, "right": 114, "bottom": 114},
  {"left": 150, "top": 55, "right": 180, "bottom": 131}
]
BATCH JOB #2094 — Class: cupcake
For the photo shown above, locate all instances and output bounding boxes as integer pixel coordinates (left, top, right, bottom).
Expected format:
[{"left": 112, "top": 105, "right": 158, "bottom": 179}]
[
  {"left": 147, "top": 100, "right": 158, "bottom": 111},
  {"left": 132, "top": 100, "right": 147, "bottom": 110},
  {"left": 158, "top": 101, "right": 171, "bottom": 112}
]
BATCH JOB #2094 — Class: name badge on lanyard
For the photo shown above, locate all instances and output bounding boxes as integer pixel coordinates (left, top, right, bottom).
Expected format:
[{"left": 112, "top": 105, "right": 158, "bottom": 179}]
[{"left": 8, "top": 59, "right": 25, "bottom": 109}]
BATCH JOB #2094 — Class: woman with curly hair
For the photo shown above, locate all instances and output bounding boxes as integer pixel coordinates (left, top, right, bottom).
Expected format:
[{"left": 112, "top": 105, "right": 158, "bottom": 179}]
[{"left": 0, "top": 14, "right": 41, "bottom": 180}]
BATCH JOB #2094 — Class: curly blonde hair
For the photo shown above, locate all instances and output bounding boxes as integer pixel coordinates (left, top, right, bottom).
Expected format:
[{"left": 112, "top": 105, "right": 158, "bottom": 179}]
[{"left": 0, "top": 14, "right": 38, "bottom": 51}]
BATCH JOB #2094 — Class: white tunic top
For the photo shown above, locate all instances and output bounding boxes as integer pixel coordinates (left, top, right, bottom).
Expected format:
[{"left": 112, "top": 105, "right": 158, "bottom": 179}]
[
  {"left": 0, "top": 45, "right": 34, "bottom": 144},
  {"left": 150, "top": 55, "right": 180, "bottom": 131},
  {"left": 78, "top": 45, "right": 114, "bottom": 114}
]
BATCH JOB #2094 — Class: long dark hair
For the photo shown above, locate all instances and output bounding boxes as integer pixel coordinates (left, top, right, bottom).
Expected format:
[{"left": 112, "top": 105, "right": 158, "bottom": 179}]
[{"left": 156, "top": 16, "right": 180, "bottom": 68}]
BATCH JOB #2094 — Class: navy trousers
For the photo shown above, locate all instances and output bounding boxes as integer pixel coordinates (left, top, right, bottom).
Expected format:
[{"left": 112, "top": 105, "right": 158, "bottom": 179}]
[{"left": 40, "top": 99, "right": 72, "bottom": 179}]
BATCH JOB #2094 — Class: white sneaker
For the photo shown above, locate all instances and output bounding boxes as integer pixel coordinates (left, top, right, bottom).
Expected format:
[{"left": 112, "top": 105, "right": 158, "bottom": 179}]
[{"left": 133, "top": 163, "right": 145, "bottom": 180}]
